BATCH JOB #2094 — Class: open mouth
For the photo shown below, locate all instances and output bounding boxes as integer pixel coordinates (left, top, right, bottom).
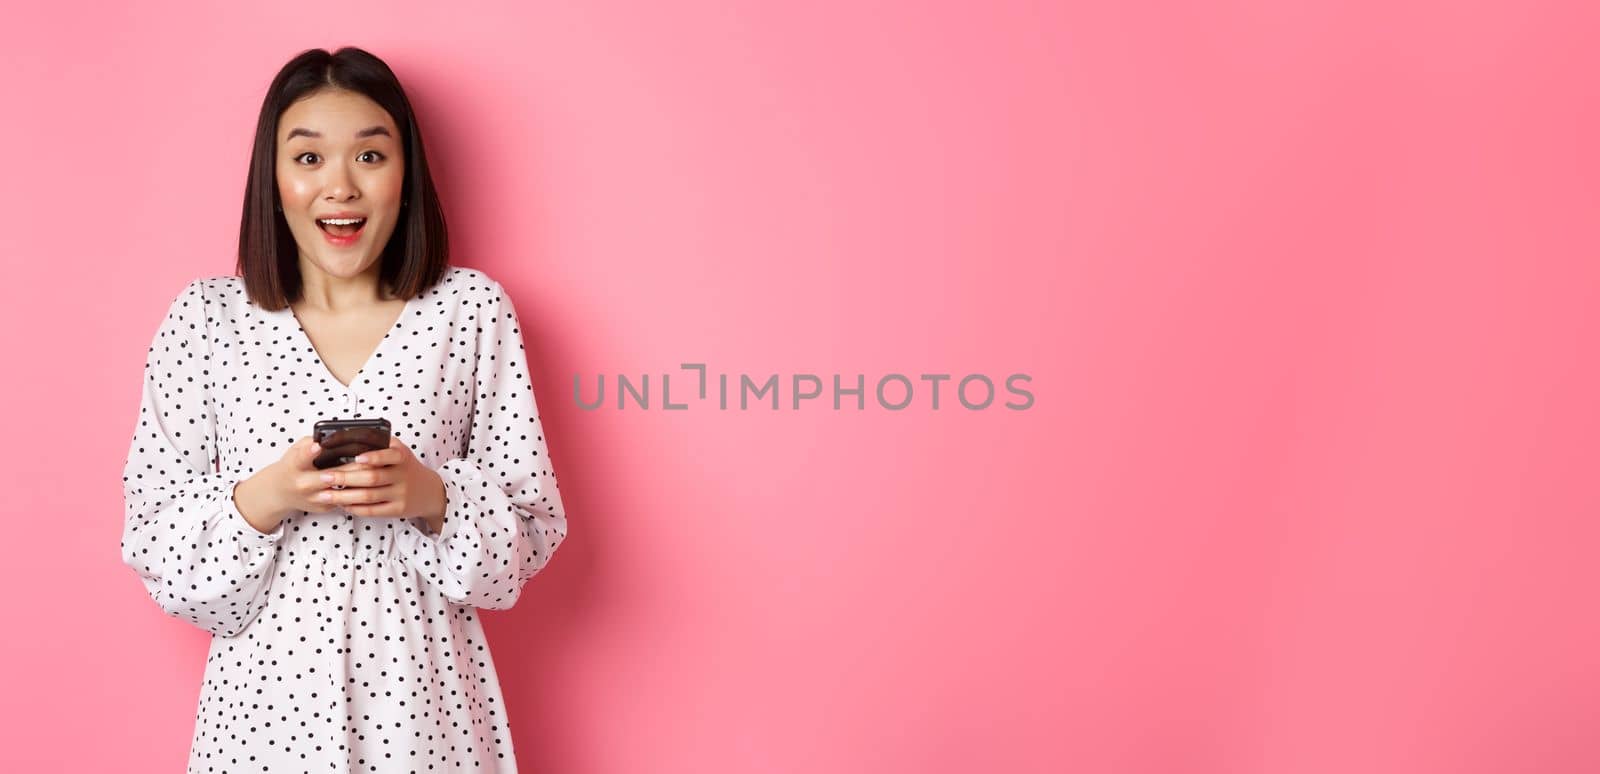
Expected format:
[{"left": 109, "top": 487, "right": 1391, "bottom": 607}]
[{"left": 317, "top": 217, "right": 367, "bottom": 239}]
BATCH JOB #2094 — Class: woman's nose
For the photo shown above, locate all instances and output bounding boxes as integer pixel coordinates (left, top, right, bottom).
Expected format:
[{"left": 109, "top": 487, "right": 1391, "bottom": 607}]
[{"left": 323, "top": 165, "right": 360, "bottom": 201}]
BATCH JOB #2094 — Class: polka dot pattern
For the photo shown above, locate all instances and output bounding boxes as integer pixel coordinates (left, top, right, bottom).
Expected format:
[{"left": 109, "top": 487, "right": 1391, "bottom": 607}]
[{"left": 120, "top": 265, "right": 568, "bottom": 771}]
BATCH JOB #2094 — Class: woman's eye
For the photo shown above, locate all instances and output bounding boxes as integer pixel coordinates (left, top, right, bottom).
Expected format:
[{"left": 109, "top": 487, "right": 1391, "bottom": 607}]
[
  {"left": 359, "top": 151, "right": 385, "bottom": 163},
  {"left": 295, "top": 152, "right": 320, "bottom": 165}
]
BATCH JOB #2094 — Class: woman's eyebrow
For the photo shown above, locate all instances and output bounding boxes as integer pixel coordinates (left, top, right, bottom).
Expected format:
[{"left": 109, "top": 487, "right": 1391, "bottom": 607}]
[{"left": 284, "top": 126, "right": 394, "bottom": 141}]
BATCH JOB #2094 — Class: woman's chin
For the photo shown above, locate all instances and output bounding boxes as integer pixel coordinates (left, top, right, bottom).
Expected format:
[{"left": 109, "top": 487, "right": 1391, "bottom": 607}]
[{"left": 301, "top": 253, "right": 379, "bottom": 280}]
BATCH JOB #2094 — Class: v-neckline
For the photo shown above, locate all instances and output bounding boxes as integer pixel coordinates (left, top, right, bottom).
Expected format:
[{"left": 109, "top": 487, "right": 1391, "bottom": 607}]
[{"left": 280, "top": 291, "right": 417, "bottom": 390}]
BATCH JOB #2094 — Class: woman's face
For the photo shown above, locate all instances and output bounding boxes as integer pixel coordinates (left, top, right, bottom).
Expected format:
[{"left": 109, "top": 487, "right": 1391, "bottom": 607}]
[{"left": 276, "top": 88, "right": 404, "bottom": 290}]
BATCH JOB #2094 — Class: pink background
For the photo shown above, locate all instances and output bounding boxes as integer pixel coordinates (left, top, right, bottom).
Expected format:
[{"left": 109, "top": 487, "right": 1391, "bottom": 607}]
[{"left": 2, "top": 1, "right": 1596, "bottom": 772}]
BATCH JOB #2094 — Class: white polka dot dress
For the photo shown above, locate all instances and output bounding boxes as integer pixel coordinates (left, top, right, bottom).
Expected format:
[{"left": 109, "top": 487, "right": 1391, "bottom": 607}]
[{"left": 120, "top": 266, "right": 568, "bottom": 772}]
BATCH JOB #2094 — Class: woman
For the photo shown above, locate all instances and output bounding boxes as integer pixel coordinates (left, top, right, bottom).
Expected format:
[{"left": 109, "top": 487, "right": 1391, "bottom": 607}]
[{"left": 120, "top": 46, "right": 568, "bottom": 772}]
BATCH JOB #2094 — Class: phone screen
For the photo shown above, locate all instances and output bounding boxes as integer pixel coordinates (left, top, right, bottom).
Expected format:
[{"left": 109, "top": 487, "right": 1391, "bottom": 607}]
[{"left": 313, "top": 419, "right": 391, "bottom": 469}]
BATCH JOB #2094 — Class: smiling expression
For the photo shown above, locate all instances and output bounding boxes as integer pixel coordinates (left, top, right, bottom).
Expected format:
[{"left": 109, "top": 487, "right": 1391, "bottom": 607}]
[{"left": 276, "top": 88, "right": 405, "bottom": 285}]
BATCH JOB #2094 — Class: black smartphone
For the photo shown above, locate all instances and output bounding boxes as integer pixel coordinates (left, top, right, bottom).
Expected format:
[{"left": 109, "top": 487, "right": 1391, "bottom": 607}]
[{"left": 312, "top": 417, "right": 392, "bottom": 470}]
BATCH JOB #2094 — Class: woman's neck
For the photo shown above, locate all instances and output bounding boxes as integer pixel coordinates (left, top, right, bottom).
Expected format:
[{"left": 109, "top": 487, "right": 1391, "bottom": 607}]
[{"left": 295, "top": 264, "right": 394, "bottom": 312}]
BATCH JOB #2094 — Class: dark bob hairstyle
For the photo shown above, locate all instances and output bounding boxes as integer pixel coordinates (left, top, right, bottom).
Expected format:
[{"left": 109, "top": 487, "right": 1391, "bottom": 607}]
[{"left": 237, "top": 46, "right": 449, "bottom": 310}]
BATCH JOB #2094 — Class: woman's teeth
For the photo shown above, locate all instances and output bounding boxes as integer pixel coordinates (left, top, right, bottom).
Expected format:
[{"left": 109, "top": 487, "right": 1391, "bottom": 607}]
[{"left": 317, "top": 218, "right": 366, "bottom": 237}]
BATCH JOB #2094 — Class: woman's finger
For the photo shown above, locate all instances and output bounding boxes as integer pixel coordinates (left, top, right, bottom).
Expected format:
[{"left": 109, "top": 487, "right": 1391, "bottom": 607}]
[
  {"left": 320, "top": 468, "right": 391, "bottom": 489},
  {"left": 351, "top": 448, "right": 401, "bottom": 466},
  {"left": 334, "top": 484, "right": 400, "bottom": 509},
  {"left": 345, "top": 499, "right": 405, "bottom": 518},
  {"left": 318, "top": 484, "right": 386, "bottom": 505}
]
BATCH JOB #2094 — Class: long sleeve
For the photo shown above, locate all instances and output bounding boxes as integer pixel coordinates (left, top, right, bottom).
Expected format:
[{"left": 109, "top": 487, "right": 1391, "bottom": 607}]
[
  {"left": 120, "top": 279, "right": 286, "bottom": 637},
  {"left": 398, "top": 281, "right": 569, "bottom": 610}
]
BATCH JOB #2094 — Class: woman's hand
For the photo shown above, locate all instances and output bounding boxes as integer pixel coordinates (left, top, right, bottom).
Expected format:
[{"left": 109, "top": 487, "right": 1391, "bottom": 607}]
[
  {"left": 313, "top": 435, "right": 449, "bottom": 533},
  {"left": 234, "top": 435, "right": 358, "bottom": 532}
]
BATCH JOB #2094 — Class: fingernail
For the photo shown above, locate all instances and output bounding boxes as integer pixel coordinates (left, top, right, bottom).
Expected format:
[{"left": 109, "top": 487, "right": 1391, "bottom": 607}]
[
  {"left": 310, "top": 442, "right": 321, "bottom": 453},
  {"left": 317, "top": 492, "right": 332, "bottom": 502},
  {"left": 320, "top": 473, "right": 334, "bottom": 483},
  {"left": 353, "top": 455, "right": 367, "bottom": 464}
]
